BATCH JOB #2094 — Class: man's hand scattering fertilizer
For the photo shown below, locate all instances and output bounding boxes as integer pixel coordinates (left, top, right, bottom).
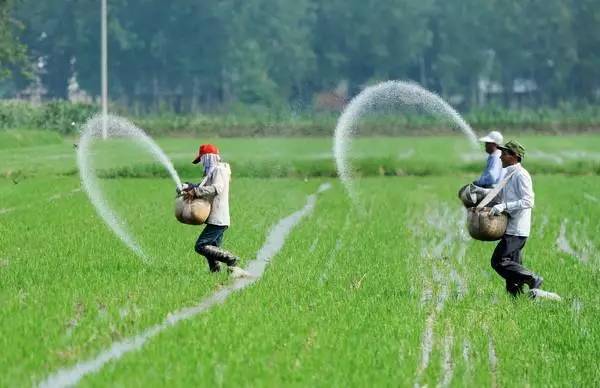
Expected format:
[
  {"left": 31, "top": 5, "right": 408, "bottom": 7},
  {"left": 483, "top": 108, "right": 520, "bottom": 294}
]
[
  {"left": 489, "top": 202, "right": 506, "bottom": 216},
  {"left": 176, "top": 182, "right": 196, "bottom": 195}
]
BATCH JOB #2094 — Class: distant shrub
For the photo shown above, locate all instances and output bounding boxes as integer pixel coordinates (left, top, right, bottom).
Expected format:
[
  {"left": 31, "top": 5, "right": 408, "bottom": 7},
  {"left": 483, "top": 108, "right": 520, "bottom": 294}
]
[
  {"left": 1, "top": 100, "right": 600, "bottom": 137},
  {"left": 0, "top": 100, "right": 97, "bottom": 134},
  {"left": 93, "top": 157, "right": 600, "bottom": 180}
]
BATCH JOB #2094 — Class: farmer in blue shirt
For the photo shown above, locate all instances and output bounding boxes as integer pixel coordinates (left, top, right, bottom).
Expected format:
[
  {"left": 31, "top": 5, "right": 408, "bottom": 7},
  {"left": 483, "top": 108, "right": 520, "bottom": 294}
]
[{"left": 474, "top": 130, "right": 504, "bottom": 188}]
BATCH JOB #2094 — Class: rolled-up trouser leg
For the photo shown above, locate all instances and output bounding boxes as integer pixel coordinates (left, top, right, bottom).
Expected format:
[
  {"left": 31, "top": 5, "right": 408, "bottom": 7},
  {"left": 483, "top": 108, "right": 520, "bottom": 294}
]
[
  {"left": 491, "top": 235, "right": 535, "bottom": 292},
  {"left": 195, "top": 224, "right": 229, "bottom": 271}
]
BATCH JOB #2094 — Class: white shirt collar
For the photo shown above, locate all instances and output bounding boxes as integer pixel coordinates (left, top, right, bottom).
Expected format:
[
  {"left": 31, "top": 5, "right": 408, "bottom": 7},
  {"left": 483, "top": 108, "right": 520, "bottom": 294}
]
[{"left": 505, "top": 163, "right": 521, "bottom": 173}]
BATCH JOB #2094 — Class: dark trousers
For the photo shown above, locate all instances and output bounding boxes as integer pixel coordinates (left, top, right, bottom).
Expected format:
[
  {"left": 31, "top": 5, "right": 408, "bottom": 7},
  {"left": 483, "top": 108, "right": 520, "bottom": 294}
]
[
  {"left": 195, "top": 224, "right": 227, "bottom": 266},
  {"left": 491, "top": 235, "right": 535, "bottom": 295},
  {"left": 195, "top": 224, "right": 227, "bottom": 249}
]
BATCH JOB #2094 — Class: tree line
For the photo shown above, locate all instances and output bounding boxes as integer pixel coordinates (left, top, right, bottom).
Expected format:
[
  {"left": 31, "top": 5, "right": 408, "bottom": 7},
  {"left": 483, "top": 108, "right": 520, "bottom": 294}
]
[{"left": 1, "top": 0, "right": 599, "bottom": 113}]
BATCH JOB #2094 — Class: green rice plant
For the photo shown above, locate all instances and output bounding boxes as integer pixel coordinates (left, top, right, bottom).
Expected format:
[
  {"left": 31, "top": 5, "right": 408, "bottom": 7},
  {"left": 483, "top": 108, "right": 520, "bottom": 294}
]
[
  {"left": 0, "top": 129, "right": 62, "bottom": 149},
  {"left": 1, "top": 133, "right": 599, "bottom": 386},
  {"left": 0, "top": 176, "right": 321, "bottom": 386},
  {"left": 2, "top": 134, "right": 600, "bottom": 180},
  {"left": 17, "top": 176, "right": 594, "bottom": 387}
]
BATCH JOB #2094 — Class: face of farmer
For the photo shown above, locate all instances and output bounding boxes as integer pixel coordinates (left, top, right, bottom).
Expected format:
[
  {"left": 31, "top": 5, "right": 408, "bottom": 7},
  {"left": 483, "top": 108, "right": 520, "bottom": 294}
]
[
  {"left": 484, "top": 142, "right": 497, "bottom": 154},
  {"left": 500, "top": 149, "right": 518, "bottom": 168}
]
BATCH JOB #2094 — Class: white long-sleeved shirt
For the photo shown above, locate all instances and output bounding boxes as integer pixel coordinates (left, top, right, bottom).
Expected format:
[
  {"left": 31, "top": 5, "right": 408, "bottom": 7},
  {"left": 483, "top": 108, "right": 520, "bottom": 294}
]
[
  {"left": 475, "top": 149, "right": 504, "bottom": 187},
  {"left": 192, "top": 162, "right": 231, "bottom": 226},
  {"left": 500, "top": 163, "right": 534, "bottom": 237}
]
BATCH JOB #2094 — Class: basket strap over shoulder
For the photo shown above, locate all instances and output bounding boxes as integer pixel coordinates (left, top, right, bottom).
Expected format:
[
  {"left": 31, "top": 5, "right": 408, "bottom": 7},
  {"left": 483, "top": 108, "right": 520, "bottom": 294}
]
[{"left": 477, "top": 167, "right": 519, "bottom": 210}]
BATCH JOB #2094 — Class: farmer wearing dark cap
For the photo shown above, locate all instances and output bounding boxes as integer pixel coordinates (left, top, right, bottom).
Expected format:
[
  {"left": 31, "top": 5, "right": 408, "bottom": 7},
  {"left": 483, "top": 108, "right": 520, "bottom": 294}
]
[
  {"left": 177, "top": 144, "right": 242, "bottom": 273},
  {"left": 487, "top": 140, "right": 544, "bottom": 296}
]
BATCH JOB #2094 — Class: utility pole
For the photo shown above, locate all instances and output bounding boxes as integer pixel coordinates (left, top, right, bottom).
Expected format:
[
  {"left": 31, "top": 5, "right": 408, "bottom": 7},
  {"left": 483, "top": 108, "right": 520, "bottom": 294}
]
[{"left": 101, "top": 0, "right": 108, "bottom": 139}]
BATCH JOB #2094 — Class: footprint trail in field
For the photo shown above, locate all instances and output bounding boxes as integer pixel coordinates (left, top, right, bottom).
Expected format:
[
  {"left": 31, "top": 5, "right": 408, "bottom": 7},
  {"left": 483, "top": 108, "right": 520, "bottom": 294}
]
[
  {"left": 415, "top": 311, "right": 436, "bottom": 384},
  {"left": 440, "top": 328, "right": 455, "bottom": 388},
  {"left": 462, "top": 339, "right": 471, "bottom": 380},
  {"left": 557, "top": 220, "right": 596, "bottom": 264},
  {"left": 537, "top": 214, "right": 549, "bottom": 237},
  {"left": 488, "top": 337, "right": 498, "bottom": 388},
  {"left": 318, "top": 214, "right": 351, "bottom": 285},
  {"left": 583, "top": 193, "right": 598, "bottom": 203},
  {"left": 39, "top": 183, "right": 331, "bottom": 388},
  {"left": 412, "top": 204, "right": 470, "bottom": 387},
  {"left": 0, "top": 207, "right": 15, "bottom": 215}
]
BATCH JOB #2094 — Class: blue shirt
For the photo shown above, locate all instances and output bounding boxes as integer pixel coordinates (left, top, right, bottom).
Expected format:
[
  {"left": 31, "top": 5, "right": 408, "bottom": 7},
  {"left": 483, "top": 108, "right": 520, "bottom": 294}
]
[{"left": 475, "top": 149, "right": 504, "bottom": 187}]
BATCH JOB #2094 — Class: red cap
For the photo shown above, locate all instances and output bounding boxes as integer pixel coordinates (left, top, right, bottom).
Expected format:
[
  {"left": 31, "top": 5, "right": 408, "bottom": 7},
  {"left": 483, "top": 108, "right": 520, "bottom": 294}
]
[{"left": 192, "top": 144, "right": 219, "bottom": 164}]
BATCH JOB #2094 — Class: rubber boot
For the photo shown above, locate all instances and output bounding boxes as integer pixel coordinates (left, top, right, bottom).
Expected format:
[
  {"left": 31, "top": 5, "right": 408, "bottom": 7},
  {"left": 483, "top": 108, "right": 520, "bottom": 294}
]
[
  {"left": 198, "top": 245, "right": 239, "bottom": 267},
  {"left": 528, "top": 275, "right": 544, "bottom": 290},
  {"left": 207, "top": 258, "right": 221, "bottom": 273},
  {"left": 506, "top": 281, "right": 524, "bottom": 297}
]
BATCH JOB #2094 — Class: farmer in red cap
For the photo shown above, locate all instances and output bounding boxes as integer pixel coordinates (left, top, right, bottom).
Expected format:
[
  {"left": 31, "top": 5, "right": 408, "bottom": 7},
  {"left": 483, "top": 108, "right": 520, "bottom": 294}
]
[{"left": 177, "top": 144, "right": 242, "bottom": 273}]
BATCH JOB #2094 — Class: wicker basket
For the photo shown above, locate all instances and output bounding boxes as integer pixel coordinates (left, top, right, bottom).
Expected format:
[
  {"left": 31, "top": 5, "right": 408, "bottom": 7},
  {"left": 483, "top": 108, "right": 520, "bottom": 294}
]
[
  {"left": 175, "top": 195, "right": 211, "bottom": 225},
  {"left": 467, "top": 207, "right": 507, "bottom": 241},
  {"left": 458, "top": 184, "right": 485, "bottom": 208}
]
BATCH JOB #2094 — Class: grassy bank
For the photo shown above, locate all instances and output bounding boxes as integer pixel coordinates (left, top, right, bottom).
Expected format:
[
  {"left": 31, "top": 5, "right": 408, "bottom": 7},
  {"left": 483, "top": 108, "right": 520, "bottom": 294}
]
[
  {"left": 1, "top": 175, "right": 598, "bottom": 386},
  {"left": 2, "top": 100, "right": 600, "bottom": 136},
  {"left": 1, "top": 135, "right": 599, "bottom": 180}
]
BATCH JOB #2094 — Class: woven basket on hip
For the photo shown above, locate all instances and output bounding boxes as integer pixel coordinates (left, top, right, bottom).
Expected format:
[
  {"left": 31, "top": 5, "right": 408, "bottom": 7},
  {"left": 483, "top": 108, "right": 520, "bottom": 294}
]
[
  {"left": 175, "top": 195, "right": 211, "bottom": 225},
  {"left": 466, "top": 207, "right": 507, "bottom": 241}
]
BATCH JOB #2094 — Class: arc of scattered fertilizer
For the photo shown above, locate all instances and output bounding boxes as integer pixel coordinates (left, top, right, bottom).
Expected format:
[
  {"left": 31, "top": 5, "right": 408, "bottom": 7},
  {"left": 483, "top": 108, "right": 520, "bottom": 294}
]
[
  {"left": 333, "top": 80, "right": 478, "bottom": 202},
  {"left": 39, "top": 183, "right": 331, "bottom": 388},
  {"left": 77, "top": 114, "right": 182, "bottom": 260}
]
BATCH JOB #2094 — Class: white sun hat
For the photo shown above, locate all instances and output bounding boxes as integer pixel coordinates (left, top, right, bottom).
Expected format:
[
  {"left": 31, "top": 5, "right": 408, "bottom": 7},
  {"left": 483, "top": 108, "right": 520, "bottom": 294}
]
[{"left": 478, "top": 130, "right": 503, "bottom": 145}]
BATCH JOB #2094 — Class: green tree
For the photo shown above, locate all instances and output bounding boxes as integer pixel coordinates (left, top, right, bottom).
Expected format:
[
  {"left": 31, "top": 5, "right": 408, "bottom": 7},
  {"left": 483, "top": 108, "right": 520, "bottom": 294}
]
[
  {"left": 570, "top": 0, "right": 600, "bottom": 102},
  {"left": 6, "top": 0, "right": 600, "bottom": 109},
  {"left": 312, "top": 0, "right": 434, "bottom": 92},
  {"left": 0, "top": 0, "right": 28, "bottom": 81}
]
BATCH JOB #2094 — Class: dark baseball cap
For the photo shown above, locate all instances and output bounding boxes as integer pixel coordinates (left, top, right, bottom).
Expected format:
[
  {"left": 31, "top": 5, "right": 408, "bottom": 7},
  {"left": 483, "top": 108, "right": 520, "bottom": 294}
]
[{"left": 498, "top": 140, "right": 526, "bottom": 159}]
